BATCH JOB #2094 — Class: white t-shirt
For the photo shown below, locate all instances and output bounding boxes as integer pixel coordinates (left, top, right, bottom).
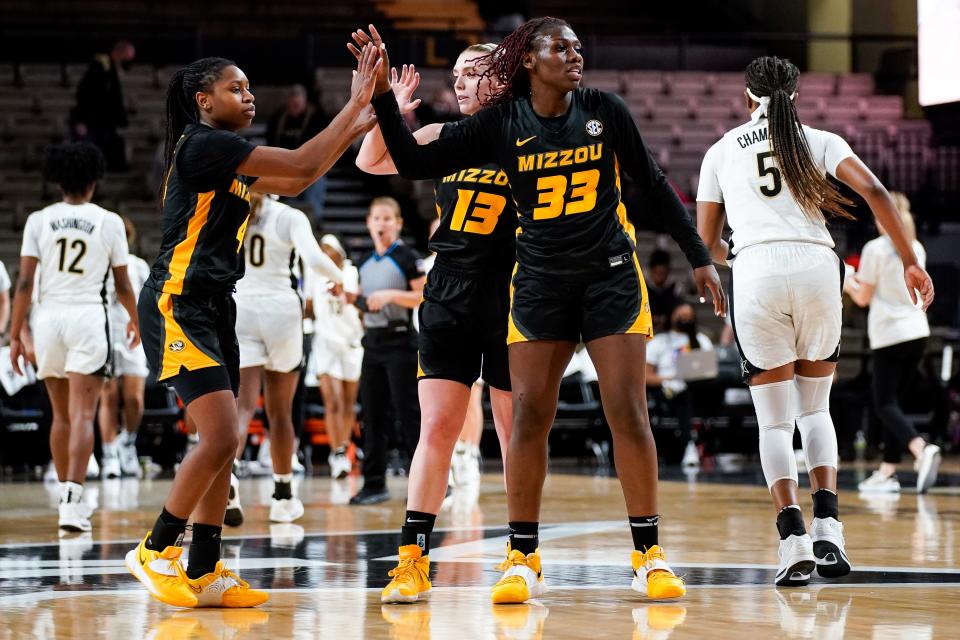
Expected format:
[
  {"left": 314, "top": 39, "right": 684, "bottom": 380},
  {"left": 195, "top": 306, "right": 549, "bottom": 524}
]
[
  {"left": 647, "top": 331, "right": 714, "bottom": 395},
  {"left": 311, "top": 261, "right": 363, "bottom": 348},
  {"left": 857, "top": 236, "right": 930, "bottom": 350},
  {"left": 106, "top": 253, "right": 151, "bottom": 325},
  {"left": 235, "top": 197, "right": 341, "bottom": 301},
  {"left": 697, "top": 120, "right": 855, "bottom": 254},
  {"left": 0, "top": 260, "right": 10, "bottom": 292},
  {"left": 20, "top": 202, "right": 128, "bottom": 305}
]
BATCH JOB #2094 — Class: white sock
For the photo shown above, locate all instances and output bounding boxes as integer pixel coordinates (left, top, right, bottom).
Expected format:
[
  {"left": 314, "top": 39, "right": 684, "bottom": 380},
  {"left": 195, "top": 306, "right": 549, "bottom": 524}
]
[{"left": 60, "top": 481, "right": 84, "bottom": 504}]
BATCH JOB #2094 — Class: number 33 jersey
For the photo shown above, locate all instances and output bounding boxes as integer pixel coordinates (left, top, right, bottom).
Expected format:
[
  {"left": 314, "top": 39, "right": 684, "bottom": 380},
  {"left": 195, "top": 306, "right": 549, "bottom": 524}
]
[
  {"left": 440, "top": 88, "right": 666, "bottom": 279},
  {"left": 20, "top": 201, "right": 129, "bottom": 305},
  {"left": 696, "top": 120, "right": 855, "bottom": 256}
]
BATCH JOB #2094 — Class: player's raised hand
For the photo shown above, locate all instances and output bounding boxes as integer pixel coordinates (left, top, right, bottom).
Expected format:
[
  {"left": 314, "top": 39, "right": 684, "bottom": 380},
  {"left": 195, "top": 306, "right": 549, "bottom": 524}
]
[
  {"left": 392, "top": 64, "right": 421, "bottom": 114},
  {"left": 693, "top": 264, "right": 727, "bottom": 318},
  {"left": 904, "top": 263, "right": 934, "bottom": 311},
  {"left": 351, "top": 44, "right": 382, "bottom": 107},
  {"left": 347, "top": 25, "right": 391, "bottom": 95}
]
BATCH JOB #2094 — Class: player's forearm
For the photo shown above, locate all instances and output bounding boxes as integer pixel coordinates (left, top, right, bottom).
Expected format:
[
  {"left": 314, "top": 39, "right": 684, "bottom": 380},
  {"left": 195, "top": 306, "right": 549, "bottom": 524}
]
[
  {"left": 0, "top": 294, "right": 9, "bottom": 334},
  {"left": 356, "top": 125, "right": 396, "bottom": 175},
  {"left": 8, "top": 280, "right": 32, "bottom": 340},
  {"left": 116, "top": 287, "right": 139, "bottom": 329},
  {"left": 650, "top": 184, "right": 712, "bottom": 268},
  {"left": 867, "top": 189, "right": 918, "bottom": 269},
  {"left": 371, "top": 90, "right": 452, "bottom": 180},
  {"left": 293, "top": 98, "right": 367, "bottom": 179},
  {"left": 297, "top": 236, "right": 343, "bottom": 285}
]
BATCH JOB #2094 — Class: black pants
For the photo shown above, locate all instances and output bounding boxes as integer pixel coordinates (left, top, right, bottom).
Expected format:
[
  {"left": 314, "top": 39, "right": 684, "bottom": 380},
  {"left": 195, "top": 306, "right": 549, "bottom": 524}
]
[
  {"left": 872, "top": 338, "right": 926, "bottom": 464},
  {"left": 358, "top": 330, "right": 421, "bottom": 490}
]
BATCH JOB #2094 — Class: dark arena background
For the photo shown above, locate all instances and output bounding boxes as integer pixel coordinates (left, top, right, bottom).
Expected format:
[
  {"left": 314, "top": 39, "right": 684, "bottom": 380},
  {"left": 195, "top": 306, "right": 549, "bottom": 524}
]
[{"left": 0, "top": 1, "right": 958, "bottom": 638}]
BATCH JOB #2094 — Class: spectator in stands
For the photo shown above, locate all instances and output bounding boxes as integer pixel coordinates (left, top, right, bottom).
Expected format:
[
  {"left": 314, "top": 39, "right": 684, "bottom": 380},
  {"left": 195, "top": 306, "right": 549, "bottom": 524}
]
[
  {"left": 645, "top": 303, "right": 714, "bottom": 466},
  {"left": 0, "top": 260, "right": 10, "bottom": 339},
  {"left": 647, "top": 249, "right": 682, "bottom": 333},
  {"left": 266, "top": 84, "right": 332, "bottom": 224},
  {"left": 349, "top": 197, "right": 426, "bottom": 505},
  {"left": 416, "top": 87, "right": 461, "bottom": 125},
  {"left": 71, "top": 40, "right": 136, "bottom": 172},
  {"left": 845, "top": 192, "right": 940, "bottom": 494}
]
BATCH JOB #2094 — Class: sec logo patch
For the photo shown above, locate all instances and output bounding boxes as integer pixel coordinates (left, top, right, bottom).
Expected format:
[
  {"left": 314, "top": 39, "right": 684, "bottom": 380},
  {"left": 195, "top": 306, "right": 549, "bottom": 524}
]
[{"left": 585, "top": 119, "right": 603, "bottom": 136}]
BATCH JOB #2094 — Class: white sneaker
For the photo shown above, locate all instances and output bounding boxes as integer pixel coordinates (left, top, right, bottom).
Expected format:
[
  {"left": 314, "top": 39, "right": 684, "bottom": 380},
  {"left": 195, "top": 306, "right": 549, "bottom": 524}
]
[
  {"left": 681, "top": 441, "right": 700, "bottom": 468},
  {"left": 810, "top": 517, "right": 852, "bottom": 578},
  {"left": 43, "top": 462, "right": 58, "bottom": 483},
  {"left": 257, "top": 438, "right": 271, "bottom": 468},
  {"left": 451, "top": 445, "right": 481, "bottom": 486},
  {"left": 224, "top": 473, "right": 244, "bottom": 527},
  {"left": 328, "top": 450, "right": 352, "bottom": 479},
  {"left": 269, "top": 497, "right": 305, "bottom": 523},
  {"left": 86, "top": 454, "right": 100, "bottom": 480},
  {"left": 118, "top": 433, "right": 142, "bottom": 478},
  {"left": 916, "top": 444, "right": 941, "bottom": 494},
  {"left": 101, "top": 456, "right": 122, "bottom": 480},
  {"left": 858, "top": 471, "right": 901, "bottom": 494},
  {"left": 775, "top": 534, "right": 816, "bottom": 587},
  {"left": 291, "top": 453, "right": 306, "bottom": 475},
  {"left": 59, "top": 502, "right": 92, "bottom": 532}
]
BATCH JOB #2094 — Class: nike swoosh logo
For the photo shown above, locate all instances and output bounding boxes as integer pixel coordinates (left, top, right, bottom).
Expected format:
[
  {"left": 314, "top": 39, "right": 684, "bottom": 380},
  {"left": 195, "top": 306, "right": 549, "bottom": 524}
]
[
  {"left": 516, "top": 136, "right": 537, "bottom": 147},
  {"left": 189, "top": 582, "right": 203, "bottom": 594},
  {"left": 138, "top": 544, "right": 147, "bottom": 566}
]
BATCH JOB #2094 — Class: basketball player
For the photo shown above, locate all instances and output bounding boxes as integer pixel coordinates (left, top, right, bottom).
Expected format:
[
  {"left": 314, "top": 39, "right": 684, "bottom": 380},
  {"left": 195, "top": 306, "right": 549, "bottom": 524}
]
[
  {"left": 124, "top": 48, "right": 382, "bottom": 608},
  {"left": 696, "top": 56, "right": 934, "bottom": 586},
  {"left": 355, "top": 19, "right": 724, "bottom": 603},
  {"left": 229, "top": 190, "right": 343, "bottom": 526},
  {"left": 309, "top": 234, "right": 363, "bottom": 480},
  {"left": 8, "top": 142, "right": 139, "bottom": 533},
  {"left": 352, "top": 46, "right": 516, "bottom": 602},
  {"left": 99, "top": 217, "right": 151, "bottom": 479}
]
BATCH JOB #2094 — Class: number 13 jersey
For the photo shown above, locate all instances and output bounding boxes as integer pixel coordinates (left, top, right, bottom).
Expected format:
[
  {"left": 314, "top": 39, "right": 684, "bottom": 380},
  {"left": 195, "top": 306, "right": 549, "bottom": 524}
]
[
  {"left": 696, "top": 119, "right": 855, "bottom": 255},
  {"left": 430, "top": 124, "right": 517, "bottom": 275}
]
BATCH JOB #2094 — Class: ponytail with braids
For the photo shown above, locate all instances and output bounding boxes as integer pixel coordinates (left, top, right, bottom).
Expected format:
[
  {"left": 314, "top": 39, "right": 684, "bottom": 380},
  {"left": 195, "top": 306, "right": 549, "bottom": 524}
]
[
  {"left": 744, "top": 56, "right": 854, "bottom": 223},
  {"left": 475, "top": 16, "right": 570, "bottom": 107},
  {"left": 163, "top": 57, "right": 236, "bottom": 172}
]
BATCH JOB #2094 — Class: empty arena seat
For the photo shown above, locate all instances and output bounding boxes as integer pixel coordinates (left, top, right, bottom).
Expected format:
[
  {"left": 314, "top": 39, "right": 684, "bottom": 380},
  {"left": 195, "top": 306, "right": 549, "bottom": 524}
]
[
  {"left": 863, "top": 95, "right": 904, "bottom": 122},
  {"left": 667, "top": 72, "right": 711, "bottom": 97},
  {"left": 837, "top": 73, "right": 875, "bottom": 96},
  {"left": 799, "top": 72, "right": 836, "bottom": 96}
]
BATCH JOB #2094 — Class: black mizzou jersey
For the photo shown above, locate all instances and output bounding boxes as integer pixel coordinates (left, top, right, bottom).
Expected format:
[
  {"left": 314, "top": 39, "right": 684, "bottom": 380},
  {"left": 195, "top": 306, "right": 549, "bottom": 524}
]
[
  {"left": 147, "top": 123, "right": 257, "bottom": 296},
  {"left": 372, "top": 88, "right": 710, "bottom": 279},
  {"left": 431, "top": 126, "right": 518, "bottom": 274}
]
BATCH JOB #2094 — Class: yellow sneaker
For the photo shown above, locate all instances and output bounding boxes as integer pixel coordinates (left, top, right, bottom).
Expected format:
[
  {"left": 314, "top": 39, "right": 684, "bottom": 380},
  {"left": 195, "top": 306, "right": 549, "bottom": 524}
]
[
  {"left": 631, "top": 546, "right": 685, "bottom": 600},
  {"left": 490, "top": 544, "right": 546, "bottom": 604},
  {"left": 185, "top": 561, "right": 269, "bottom": 608},
  {"left": 125, "top": 532, "right": 198, "bottom": 608},
  {"left": 381, "top": 544, "right": 432, "bottom": 603}
]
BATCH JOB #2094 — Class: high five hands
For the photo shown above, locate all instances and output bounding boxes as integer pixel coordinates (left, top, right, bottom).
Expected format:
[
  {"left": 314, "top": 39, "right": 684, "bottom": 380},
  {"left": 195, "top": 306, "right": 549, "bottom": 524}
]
[{"left": 347, "top": 25, "right": 392, "bottom": 95}]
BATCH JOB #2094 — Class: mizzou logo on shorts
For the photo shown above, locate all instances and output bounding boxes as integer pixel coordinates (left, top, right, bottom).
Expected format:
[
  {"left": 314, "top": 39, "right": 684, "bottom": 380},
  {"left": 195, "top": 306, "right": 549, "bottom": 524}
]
[{"left": 168, "top": 340, "right": 185, "bottom": 353}]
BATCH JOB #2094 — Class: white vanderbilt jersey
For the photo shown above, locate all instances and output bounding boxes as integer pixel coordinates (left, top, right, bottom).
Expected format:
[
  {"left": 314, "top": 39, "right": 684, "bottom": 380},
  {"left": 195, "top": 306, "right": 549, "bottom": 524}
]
[
  {"left": 235, "top": 198, "right": 304, "bottom": 301},
  {"left": 696, "top": 120, "right": 855, "bottom": 255},
  {"left": 21, "top": 202, "right": 128, "bottom": 304}
]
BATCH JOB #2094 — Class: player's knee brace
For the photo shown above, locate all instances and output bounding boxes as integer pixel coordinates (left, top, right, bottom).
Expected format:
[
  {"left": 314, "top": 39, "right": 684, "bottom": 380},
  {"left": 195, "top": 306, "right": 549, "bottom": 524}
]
[
  {"left": 750, "top": 380, "right": 797, "bottom": 488},
  {"left": 795, "top": 375, "right": 838, "bottom": 471}
]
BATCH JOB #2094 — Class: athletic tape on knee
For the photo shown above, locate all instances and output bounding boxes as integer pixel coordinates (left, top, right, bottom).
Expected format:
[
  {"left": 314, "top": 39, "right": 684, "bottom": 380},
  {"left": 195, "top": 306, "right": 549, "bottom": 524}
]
[
  {"left": 795, "top": 375, "right": 838, "bottom": 470},
  {"left": 750, "top": 380, "right": 797, "bottom": 488}
]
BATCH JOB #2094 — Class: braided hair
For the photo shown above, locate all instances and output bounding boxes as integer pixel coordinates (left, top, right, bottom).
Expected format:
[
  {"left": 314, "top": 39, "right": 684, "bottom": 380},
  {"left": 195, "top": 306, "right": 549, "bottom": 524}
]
[
  {"left": 744, "top": 56, "right": 853, "bottom": 222},
  {"left": 163, "top": 57, "right": 236, "bottom": 171},
  {"left": 475, "top": 16, "right": 571, "bottom": 107},
  {"left": 42, "top": 141, "right": 105, "bottom": 196}
]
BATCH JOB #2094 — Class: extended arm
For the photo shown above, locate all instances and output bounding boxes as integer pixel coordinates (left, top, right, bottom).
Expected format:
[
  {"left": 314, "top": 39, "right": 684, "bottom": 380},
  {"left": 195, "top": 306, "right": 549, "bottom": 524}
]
[
  {"left": 834, "top": 156, "right": 934, "bottom": 310},
  {"left": 239, "top": 44, "right": 382, "bottom": 194},
  {"left": 8, "top": 257, "right": 37, "bottom": 375},
  {"left": 696, "top": 201, "right": 731, "bottom": 266},
  {"left": 112, "top": 265, "right": 141, "bottom": 348}
]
